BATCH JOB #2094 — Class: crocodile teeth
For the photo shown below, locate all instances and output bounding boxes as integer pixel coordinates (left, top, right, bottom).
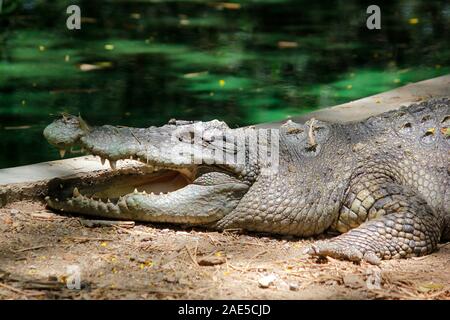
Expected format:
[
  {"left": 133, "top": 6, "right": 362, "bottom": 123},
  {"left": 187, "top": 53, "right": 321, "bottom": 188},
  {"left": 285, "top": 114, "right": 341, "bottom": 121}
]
[
  {"left": 142, "top": 190, "right": 147, "bottom": 194},
  {"left": 59, "top": 149, "right": 66, "bottom": 158},
  {"left": 109, "top": 160, "right": 117, "bottom": 170},
  {"left": 100, "top": 157, "right": 106, "bottom": 166},
  {"left": 134, "top": 188, "right": 138, "bottom": 194},
  {"left": 73, "top": 187, "right": 81, "bottom": 197}
]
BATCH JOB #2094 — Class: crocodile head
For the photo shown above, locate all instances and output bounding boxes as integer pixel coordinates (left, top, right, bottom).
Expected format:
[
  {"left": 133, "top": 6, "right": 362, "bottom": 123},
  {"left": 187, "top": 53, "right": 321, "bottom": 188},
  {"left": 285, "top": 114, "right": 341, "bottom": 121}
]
[{"left": 43, "top": 115, "right": 276, "bottom": 225}]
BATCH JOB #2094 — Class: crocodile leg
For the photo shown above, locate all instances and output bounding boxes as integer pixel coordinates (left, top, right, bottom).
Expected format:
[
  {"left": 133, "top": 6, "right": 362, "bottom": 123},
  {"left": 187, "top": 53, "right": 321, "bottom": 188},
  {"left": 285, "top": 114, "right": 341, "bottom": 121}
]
[{"left": 308, "top": 182, "right": 444, "bottom": 265}]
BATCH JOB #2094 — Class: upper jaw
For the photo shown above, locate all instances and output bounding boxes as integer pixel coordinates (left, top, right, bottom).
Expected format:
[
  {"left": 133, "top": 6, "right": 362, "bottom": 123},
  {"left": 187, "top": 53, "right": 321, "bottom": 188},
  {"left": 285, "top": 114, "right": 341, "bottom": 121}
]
[{"left": 44, "top": 115, "right": 242, "bottom": 175}]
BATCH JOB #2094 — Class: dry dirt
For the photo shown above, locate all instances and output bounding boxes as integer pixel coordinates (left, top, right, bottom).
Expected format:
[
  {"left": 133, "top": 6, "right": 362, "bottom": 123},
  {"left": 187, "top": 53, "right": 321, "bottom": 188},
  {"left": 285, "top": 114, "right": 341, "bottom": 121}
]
[{"left": 0, "top": 200, "right": 449, "bottom": 300}]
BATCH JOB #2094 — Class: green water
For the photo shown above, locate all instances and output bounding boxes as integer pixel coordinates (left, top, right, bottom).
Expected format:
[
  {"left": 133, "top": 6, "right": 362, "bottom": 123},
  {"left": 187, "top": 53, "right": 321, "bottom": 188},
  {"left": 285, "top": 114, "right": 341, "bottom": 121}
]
[{"left": 0, "top": 0, "right": 449, "bottom": 169}]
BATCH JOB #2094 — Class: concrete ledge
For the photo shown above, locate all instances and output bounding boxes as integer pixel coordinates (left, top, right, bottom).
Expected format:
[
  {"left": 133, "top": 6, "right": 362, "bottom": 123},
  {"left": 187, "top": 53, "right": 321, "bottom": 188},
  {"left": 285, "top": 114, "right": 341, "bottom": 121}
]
[
  {"left": 262, "top": 74, "right": 450, "bottom": 127},
  {"left": 0, "top": 74, "right": 449, "bottom": 206}
]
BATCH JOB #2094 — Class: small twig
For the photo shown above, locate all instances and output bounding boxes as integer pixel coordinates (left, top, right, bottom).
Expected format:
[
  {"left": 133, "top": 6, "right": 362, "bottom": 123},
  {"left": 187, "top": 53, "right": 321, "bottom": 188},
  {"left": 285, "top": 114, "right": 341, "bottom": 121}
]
[
  {"left": 241, "top": 241, "right": 267, "bottom": 247},
  {"left": 185, "top": 245, "right": 199, "bottom": 267},
  {"left": 13, "top": 245, "right": 50, "bottom": 253},
  {"left": 0, "top": 282, "right": 29, "bottom": 296},
  {"left": 206, "top": 234, "right": 219, "bottom": 246},
  {"left": 223, "top": 228, "right": 243, "bottom": 233},
  {"left": 193, "top": 240, "right": 198, "bottom": 263},
  {"left": 243, "top": 250, "right": 268, "bottom": 271},
  {"left": 65, "top": 237, "right": 114, "bottom": 243},
  {"left": 30, "top": 212, "right": 64, "bottom": 221},
  {"left": 79, "top": 219, "right": 135, "bottom": 228}
]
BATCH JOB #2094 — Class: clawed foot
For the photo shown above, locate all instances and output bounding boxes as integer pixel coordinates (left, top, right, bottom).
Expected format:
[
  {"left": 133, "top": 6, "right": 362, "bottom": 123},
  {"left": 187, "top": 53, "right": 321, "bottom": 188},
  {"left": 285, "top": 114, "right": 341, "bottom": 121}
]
[{"left": 306, "top": 241, "right": 381, "bottom": 265}]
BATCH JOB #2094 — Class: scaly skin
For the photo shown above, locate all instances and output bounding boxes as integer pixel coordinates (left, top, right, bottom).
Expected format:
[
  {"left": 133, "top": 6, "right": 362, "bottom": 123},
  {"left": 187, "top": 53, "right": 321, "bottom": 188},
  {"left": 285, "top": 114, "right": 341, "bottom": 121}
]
[{"left": 44, "top": 98, "right": 450, "bottom": 264}]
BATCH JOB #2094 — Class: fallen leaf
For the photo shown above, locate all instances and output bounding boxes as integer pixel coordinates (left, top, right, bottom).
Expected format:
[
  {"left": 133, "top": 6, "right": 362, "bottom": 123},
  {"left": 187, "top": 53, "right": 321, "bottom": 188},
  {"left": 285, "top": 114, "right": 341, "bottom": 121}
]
[
  {"left": 215, "top": 2, "right": 241, "bottom": 10},
  {"left": 417, "top": 282, "right": 444, "bottom": 293},
  {"left": 183, "top": 71, "right": 208, "bottom": 78},
  {"left": 277, "top": 41, "right": 298, "bottom": 49},
  {"left": 197, "top": 256, "right": 226, "bottom": 266}
]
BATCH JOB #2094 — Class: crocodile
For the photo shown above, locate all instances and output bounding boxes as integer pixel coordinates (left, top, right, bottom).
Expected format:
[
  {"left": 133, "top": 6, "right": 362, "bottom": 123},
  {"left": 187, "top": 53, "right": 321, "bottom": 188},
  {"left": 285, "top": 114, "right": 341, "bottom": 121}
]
[{"left": 43, "top": 98, "right": 450, "bottom": 264}]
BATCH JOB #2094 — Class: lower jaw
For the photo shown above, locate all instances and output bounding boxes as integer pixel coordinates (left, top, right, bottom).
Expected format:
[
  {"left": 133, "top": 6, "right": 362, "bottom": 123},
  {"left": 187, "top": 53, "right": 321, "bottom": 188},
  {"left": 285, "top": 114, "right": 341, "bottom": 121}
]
[{"left": 44, "top": 159, "right": 248, "bottom": 225}]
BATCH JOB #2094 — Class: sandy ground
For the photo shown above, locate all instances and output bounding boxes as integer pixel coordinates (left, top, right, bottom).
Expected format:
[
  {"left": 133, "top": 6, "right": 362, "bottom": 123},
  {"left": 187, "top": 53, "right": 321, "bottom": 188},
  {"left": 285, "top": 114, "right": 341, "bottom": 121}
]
[{"left": 0, "top": 200, "right": 449, "bottom": 300}]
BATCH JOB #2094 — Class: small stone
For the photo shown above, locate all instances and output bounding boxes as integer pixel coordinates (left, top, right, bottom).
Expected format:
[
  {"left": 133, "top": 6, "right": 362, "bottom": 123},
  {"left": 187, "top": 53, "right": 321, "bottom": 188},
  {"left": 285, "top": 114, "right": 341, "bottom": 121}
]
[
  {"left": 289, "top": 283, "right": 299, "bottom": 291},
  {"left": 197, "top": 256, "right": 226, "bottom": 266},
  {"left": 258, "top": 274, "right": 277, "bottom": 288}
]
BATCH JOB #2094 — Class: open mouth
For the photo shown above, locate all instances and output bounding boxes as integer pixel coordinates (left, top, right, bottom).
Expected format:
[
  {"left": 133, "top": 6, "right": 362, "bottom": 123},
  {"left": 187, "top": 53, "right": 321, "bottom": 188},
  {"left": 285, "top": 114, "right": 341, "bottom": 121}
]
[
  {"left": 43, "top": 114, "right": 250, "bottom": 224},
  {"left": 48, "top": 163, "right": 194, "bottom": 204}
]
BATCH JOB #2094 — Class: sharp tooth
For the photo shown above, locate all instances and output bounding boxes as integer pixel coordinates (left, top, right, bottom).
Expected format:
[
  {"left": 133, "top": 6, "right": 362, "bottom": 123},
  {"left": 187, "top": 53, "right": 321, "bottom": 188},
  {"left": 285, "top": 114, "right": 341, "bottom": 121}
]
[
  {"left": 73, "top": 187, "right": 81, "bottom": 197},
  {"left": 100, "top": 157, "right": 106, "bottom": 166},
  {"left": 130, "top": 155, "right": 134, "bottom": 160},
  {"left": 107, "top": 198, "right": 111, "bottom": 203},
  {"left": 151, "top": 192, "right": 154, "bottom": 195},
  {"left": 142, "top": 191, "right": 147, "bottom": 194},
  {"left": 109, "top": 160, "right": 117, "bottom": 170},
  {"left": 134, "top": 188, "right": 138, "bottom": 194},
  {"left": 59, "top": 149, "right": 66, "bottom": 158},
  {"left": 55, "top": 198, "right": 59, "bottom": 202}
]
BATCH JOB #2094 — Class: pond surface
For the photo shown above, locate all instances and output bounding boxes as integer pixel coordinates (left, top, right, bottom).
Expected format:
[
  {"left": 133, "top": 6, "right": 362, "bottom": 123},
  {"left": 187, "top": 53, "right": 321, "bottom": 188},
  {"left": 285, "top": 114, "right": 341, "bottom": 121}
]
[{"left": 0, "top": 0, "right": 449, "bottom": 168}]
